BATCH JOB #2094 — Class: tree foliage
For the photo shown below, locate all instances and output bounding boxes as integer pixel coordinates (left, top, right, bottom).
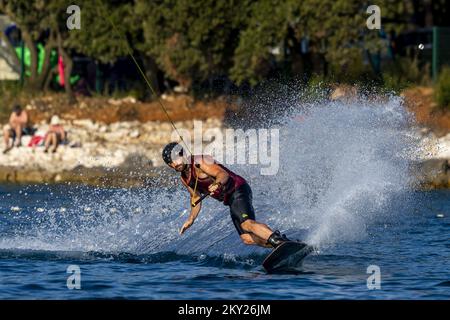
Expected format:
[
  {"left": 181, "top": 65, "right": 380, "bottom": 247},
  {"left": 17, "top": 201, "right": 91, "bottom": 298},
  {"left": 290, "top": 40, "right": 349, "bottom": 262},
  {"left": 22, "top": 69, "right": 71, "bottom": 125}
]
[
  {"left": 0, "top": 0, "right": 56, "bottom": 91},
  {"left": 1, "top": 0, "right": 448, "bottom": 94},
  {"left": 62, "top": 0, "right": 133, "bottom": 64},
  {"left": 136, "top": 0, "right": 249, "bottom": 88}
]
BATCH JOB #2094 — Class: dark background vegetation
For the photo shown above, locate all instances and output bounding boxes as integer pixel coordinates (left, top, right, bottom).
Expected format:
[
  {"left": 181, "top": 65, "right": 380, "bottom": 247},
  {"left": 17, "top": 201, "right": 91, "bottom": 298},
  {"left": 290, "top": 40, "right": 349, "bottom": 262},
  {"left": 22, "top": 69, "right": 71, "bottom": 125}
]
[{"left": 0, "top": 0, "right": 450, "bottom": 109}]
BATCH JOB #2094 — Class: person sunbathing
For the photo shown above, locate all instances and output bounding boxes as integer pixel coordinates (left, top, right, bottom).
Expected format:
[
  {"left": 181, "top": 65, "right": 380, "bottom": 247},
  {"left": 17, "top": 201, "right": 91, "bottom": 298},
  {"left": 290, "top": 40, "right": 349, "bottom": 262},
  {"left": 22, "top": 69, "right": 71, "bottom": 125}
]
[
  {"left": 3, "top": 105, "right": 30, "bottom": 153},
  {"left": 44, "top": 115, "right": 66, "bottom": 153}
]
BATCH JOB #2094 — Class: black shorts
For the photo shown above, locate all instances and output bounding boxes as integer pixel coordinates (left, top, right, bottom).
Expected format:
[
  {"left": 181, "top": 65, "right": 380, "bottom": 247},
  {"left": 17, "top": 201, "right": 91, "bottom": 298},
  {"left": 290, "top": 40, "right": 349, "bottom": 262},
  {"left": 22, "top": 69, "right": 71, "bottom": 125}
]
[
  {"left": 9, "top": 127, "right": 34, "bottom": 138},
  {"left": 227, "top": 183, "right": 256, "bottom": 235}
]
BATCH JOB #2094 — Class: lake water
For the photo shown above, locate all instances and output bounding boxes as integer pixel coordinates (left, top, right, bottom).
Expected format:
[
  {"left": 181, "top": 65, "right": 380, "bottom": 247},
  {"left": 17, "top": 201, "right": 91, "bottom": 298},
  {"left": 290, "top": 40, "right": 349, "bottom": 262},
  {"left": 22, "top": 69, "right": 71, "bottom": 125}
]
[
  {"left": 1, "top": 94, "right": 449, "bottom": 299},
  {"left": 0, "top": 184, "right": 448, "bottom": 300}
]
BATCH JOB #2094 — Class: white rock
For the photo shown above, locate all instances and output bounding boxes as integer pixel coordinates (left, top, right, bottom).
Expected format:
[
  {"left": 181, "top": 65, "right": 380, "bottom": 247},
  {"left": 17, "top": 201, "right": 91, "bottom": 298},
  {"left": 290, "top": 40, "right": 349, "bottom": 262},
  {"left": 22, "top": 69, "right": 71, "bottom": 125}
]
[
  {"left": 161, "top": 93, "right": 175, "bottom": 102},
  {"left": 0, "top": 118, "right": 227, "bottom": 176},
  {"left": 129, "top": 129, "right": 140, "bottom": 138},
  {"left": 123, "top": 96, "right": 137, "bottom": 104},
  {"left": 108, "top": 96, "right": 137, "bottom": 105},
  {"left": 174, "top": 85, "right": 188, "bottom": 93}
]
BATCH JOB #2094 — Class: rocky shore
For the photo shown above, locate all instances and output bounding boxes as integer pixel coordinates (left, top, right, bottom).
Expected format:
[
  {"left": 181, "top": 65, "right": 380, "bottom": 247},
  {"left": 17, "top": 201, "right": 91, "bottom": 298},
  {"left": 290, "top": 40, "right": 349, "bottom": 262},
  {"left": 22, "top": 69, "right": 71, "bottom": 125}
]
[
  {"left": 1, "top": 87, "right": 450, "bottom": 189},
  {"left": 412, "top": 129, "right": 450, "bottom": 189},
  {"left": 0, "top": 116, "right": 450, "bottom": 188},
  {"left": 0, "top": 117, "right": 223, "bottom": 187}
]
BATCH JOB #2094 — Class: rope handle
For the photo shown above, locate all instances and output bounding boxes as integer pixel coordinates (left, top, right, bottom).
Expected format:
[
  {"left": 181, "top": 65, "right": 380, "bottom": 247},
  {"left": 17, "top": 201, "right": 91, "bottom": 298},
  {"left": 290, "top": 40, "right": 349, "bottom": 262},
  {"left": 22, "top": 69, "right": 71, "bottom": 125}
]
[{"left": 191, "top": 193, "right": 209, "bottom": 208}]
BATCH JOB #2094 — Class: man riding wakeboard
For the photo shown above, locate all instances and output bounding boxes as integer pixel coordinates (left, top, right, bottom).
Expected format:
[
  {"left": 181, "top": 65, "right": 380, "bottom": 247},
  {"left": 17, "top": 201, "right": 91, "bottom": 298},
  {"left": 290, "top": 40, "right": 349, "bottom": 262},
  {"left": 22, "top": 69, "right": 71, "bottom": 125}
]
[{"left": 162, "top": 142, "right": 294, "bottom": 249}]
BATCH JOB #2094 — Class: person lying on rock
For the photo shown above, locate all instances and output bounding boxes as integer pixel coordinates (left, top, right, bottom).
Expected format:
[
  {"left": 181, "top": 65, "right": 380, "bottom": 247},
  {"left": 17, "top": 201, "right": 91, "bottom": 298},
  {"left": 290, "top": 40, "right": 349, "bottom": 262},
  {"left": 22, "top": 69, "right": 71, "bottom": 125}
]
[
  {"left": 3, "top": 105, "right": 31, "bottom": 154},
  {"left": 44, "top": 115, "right": 66, "bottom": 153}
]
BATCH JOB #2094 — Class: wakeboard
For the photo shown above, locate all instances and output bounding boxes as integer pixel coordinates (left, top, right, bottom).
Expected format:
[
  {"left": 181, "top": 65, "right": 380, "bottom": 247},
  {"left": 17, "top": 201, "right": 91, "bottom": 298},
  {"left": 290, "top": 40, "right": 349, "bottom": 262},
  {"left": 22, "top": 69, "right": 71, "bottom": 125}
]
[{"left": 262, "top": 241, "right": 313, "bottom": 273}]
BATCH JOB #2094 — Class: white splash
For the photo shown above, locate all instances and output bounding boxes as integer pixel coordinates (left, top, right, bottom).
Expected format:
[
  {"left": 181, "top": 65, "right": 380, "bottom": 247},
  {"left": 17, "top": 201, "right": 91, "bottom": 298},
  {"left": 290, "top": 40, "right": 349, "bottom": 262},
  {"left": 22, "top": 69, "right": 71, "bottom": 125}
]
[{"left": 0, "top": 90, "right": 420, "bottom": 258}]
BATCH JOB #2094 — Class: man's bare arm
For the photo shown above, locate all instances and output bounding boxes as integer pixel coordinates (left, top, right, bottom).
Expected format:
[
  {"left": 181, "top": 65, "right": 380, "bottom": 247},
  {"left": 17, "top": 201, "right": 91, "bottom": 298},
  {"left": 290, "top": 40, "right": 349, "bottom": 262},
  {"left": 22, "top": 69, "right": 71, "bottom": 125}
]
[
  {"left": 180, "top": 178, "right": 202, "bottom": 234},
  {"left": 197, "top": 155, "right": 229, "bottom": 187}
]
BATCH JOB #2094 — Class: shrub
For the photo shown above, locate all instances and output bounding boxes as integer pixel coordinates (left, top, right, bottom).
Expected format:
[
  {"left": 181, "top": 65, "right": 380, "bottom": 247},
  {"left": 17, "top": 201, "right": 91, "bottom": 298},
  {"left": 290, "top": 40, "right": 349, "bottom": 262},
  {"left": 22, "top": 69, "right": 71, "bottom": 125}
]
[
  {"left": 0, "top": 81, "right": 23, "bottom": 122},
  {"left": 435, "top": 66, "right": 450, "bottom": 109},
  {"left": 382, "top": 57, "right": 431, "bottom": 93}
]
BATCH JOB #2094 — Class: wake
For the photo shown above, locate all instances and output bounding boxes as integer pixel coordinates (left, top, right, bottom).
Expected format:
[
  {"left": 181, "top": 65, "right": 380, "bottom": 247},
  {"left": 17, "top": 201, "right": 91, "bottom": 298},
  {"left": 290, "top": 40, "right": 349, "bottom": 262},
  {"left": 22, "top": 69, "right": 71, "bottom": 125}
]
[{"left": 0, "top": 89, "right": 421, "bottom": 258}]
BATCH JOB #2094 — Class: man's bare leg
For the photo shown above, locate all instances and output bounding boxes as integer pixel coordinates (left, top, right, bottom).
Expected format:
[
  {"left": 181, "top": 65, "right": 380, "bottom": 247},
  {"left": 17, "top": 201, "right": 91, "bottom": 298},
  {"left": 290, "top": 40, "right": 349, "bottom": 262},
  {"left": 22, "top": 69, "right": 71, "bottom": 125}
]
[
  {"left": 240, "top": 234, "right": 256, "bottom": 245},
  {"left": 250, "top": 234, "right": 273, "bottom": 248},
  {"left": 239, "top": 233, "right": 270, "bottom": 247},
  {"left": 3, "top": 128, "right": 11, "bottom": 153},
  {"left": 241, "top": 220, "right": 273, "bottom": 243},
  {"left": 14, "top": 125, "right": 22, "bottom": 147},
  {"left": 241, "top": 219, "right": 292, "bottom": 248}
]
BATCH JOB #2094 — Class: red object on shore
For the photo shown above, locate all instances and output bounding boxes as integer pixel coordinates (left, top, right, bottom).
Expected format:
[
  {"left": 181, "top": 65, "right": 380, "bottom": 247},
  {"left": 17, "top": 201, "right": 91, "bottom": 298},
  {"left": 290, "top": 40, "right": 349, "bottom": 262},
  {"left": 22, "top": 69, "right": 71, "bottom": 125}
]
[
  {"left": 28, "top": 135, "right": 44, "bottom": 147},
  {"left": 58, "top": 56, "right": 65, "bottom": 87}
]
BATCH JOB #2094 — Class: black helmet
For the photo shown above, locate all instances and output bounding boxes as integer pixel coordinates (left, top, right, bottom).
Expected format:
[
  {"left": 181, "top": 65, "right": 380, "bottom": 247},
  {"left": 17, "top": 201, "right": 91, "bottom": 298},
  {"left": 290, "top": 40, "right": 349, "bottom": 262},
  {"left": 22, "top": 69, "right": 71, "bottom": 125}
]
[{"left": 162, "top": 142, "right": 184, "bottom": 165}]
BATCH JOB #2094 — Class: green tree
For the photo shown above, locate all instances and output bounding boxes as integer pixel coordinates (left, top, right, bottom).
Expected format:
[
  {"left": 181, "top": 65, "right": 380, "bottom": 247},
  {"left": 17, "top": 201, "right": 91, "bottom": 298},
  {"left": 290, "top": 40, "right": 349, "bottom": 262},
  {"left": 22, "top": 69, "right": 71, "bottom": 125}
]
[
  {"left": 435, "top": 66, "right": 450, "bottom": 109},
  {"left": 0, "top": 0, "right": 57, "bottom": 92},
  {"left": 230, "top": 0, "right": 290, "bottom": 85},
  {"left": 230, "top": 0, "right": 417, "bottom": 85},
  {"left": 63, "top": 0, "right": 132, "bottom": 64},
  {"left": 0, "top": 0, "right": 439, "bottom": 96},
  {"left": 136, "top": 0, "right": 250, "bottom": 91},
  {"left": 49, "top": 0, "right": 136, "bottom": 101}
]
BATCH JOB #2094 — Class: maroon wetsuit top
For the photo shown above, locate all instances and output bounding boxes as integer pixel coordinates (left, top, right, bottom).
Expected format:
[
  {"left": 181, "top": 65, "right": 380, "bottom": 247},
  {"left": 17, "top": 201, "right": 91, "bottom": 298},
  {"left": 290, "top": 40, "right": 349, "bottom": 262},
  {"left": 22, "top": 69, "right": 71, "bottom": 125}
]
[{"left": 181, "top": 156, "right": 246, "bottom": 205}]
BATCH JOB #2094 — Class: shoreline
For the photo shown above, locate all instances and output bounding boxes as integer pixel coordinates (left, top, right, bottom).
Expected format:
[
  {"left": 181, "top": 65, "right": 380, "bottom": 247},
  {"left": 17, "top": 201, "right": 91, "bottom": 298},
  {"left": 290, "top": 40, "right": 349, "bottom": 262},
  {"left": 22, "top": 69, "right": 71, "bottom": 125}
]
[
  {"left": 0, "top": 117, "right": 223, "bottom": 187},
  {"left": 1, "top": 89, "right": 450, "bottom": 189},
  {"left": 0, "top": 160, "right": 448, "bottom": 189},
  {"left": 0, "top": 117, "right": 449, "bottom": 189}
]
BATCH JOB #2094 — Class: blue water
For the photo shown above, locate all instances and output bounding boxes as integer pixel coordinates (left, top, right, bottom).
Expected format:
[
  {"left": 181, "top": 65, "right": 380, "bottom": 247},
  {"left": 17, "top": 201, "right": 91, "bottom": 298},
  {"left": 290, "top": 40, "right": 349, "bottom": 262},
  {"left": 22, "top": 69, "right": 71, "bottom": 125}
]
[
  {"left": 0, "top": 184, "right": 449, "bottom": 300},
  {"left": 1, "top": 93, "right": 449, "bottom": 299}
]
